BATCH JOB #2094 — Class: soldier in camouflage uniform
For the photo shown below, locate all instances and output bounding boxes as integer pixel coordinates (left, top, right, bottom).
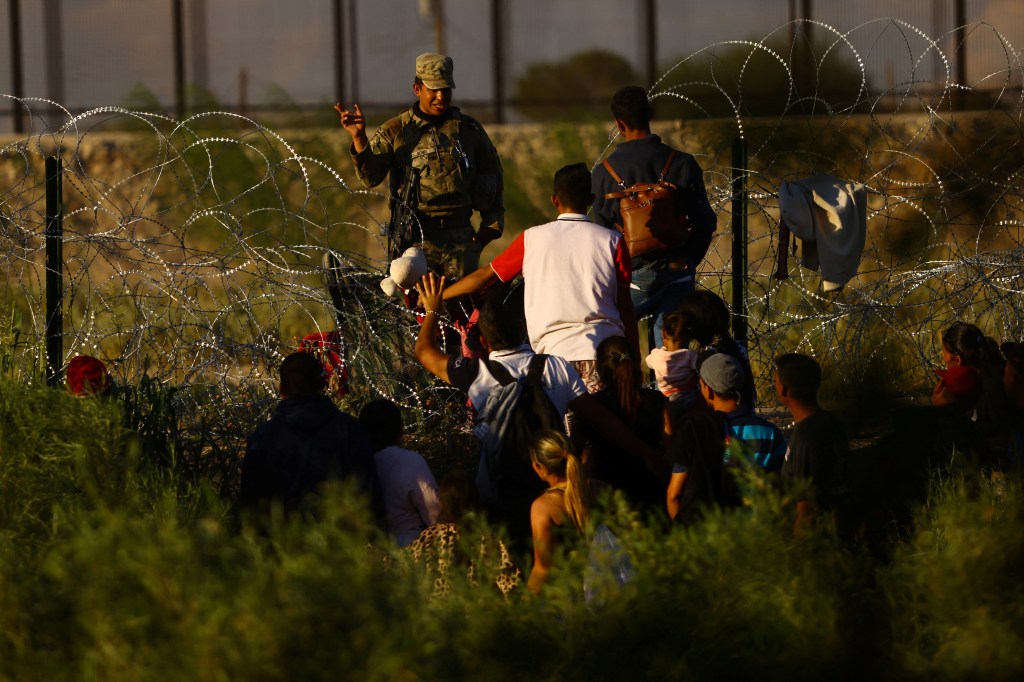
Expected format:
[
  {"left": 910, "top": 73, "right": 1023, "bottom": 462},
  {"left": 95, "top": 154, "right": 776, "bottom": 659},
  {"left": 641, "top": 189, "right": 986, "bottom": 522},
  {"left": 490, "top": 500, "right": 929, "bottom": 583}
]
[{"left": 337, "top": 53, "right": 504, "bottom": 279}]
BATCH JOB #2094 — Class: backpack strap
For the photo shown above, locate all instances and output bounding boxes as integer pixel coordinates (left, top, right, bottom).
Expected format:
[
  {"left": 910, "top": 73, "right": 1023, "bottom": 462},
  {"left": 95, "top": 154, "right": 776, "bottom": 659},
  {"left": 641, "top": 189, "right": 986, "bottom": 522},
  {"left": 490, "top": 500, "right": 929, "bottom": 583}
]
[
  {"left": 602, "top": 159, "right": 627, "bottom": 190},
  {"left": 658, "top": 150, "right": 677, "bottom": 181},
  {"left": 483, "top": 357, "right": 516, "bottom": 387},
  {"left": 526, "top": 353, "right": 548, "bottom": 385},
  {"left": 392, "top": 110, "right": 425, "bottom": 199},
  {"left": 602, "top": 151, "right": 677, "bottom": 195}
]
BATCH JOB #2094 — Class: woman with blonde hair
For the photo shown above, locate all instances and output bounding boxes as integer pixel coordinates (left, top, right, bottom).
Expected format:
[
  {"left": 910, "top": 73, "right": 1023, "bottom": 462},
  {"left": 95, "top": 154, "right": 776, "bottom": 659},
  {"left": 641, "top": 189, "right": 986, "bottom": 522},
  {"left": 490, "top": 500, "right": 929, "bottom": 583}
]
[{"left": 527, "top": 429, "right": 590, "bottom": 594}]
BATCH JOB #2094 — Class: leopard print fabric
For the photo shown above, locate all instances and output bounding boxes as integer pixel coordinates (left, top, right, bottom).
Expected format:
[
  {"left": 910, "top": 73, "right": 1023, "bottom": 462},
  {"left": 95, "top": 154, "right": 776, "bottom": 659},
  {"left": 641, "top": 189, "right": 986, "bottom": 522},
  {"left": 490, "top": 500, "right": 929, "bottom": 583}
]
[{"left": 406, "top": 523, "right": 521, "bottom": 598}]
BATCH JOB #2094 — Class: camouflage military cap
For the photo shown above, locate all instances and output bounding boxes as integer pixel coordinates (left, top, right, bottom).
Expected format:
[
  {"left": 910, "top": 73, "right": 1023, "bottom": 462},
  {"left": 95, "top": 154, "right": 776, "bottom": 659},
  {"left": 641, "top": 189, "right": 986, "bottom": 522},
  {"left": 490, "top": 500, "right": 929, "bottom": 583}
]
[{"left": 415, "top": 53, "right": 455, "bottom": 90}]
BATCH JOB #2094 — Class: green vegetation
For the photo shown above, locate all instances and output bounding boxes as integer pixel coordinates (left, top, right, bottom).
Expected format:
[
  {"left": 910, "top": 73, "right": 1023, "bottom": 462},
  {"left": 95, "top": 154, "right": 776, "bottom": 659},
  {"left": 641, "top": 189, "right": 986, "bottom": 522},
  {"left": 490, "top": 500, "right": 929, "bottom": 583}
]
[
  {"left": 1, "top": 375, "right": 1022, "bottom": 680},
  {"left": 512, "top": 50, "right": 640, "bottom": 122},
  {"left": 656, "top": 35, "right": 870, "bottom": 120},
  {"left": 507, "top": 37, "right": 871, "bottom": 123}
]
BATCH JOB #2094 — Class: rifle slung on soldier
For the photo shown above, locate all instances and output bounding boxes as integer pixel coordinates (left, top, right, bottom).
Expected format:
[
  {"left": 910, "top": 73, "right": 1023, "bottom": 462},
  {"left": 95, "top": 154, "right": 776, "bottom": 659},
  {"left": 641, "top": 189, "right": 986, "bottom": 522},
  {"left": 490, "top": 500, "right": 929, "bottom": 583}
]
[{"left": 387, "top": 166, "right": 420, "bottom": 261}]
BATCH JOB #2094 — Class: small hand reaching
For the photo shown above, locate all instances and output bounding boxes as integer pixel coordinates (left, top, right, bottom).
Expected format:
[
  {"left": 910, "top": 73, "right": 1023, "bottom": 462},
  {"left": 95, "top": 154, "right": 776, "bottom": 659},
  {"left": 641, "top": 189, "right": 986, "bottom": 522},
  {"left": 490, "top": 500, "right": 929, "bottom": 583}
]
[{"left": 416, "top": 273, "right": 446, "bottom": 314}]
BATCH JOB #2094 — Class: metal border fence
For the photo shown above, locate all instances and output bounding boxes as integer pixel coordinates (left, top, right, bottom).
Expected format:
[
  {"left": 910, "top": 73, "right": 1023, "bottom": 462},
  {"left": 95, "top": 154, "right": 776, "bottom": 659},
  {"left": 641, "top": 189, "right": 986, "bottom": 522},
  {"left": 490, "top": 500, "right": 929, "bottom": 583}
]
[{"left": 4, "top": 0, "right": 1023, "bottom": 133}]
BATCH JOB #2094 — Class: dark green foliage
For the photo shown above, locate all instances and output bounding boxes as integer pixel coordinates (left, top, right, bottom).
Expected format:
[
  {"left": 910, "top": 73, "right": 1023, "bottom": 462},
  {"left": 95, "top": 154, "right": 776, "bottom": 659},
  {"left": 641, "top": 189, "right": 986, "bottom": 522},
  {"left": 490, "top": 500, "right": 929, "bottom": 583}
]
[
  {"left": 882, "top": 477, "right": 1024, "bottom": 680},
  {"left": 121, "top": 83, "right": 166, "bottom": 116},
  {"left": 657, "top": 35, "right": 870, "bottom": 120},
  {"left": 0, "top": 382, "right": 129, "bottom": 548},
  {"left": 2, "top": 377, "right": 1023, "bottom": 680},
  {"left": 513, "top": 50, "right": 641, "bottom": 122}
]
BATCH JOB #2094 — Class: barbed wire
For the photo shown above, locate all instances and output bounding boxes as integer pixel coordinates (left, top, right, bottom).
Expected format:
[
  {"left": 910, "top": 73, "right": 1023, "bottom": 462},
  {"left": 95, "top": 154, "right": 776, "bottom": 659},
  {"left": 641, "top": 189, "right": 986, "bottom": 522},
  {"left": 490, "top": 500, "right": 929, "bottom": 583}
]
[
  {"left": 1, "top": 19, "right": 1022, "bottom": 444},
  {"left": 651, "top": 18, "right": 1024, "bottom": 401}
]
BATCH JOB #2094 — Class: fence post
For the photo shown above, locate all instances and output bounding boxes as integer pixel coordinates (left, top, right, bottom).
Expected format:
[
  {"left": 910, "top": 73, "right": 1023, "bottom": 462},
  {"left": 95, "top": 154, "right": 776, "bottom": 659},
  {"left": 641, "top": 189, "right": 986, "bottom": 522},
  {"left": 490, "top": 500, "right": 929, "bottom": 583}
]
[
  {"left": 731, "top": 137, "right": 748, "bottom": 344},
  {"left": 642, "top": 0, "right": 656, "bottom": 87},
  {"left": 332, "top": 0, "right": 345, "bottom": 105},
  {"left": 8, "top": 0, "right": 25, "bottom": 133},
  {"left": 953, "top": 0, "right": 966, "bottom": 111},
  {"left": 171, "top": 0, "right": 185, "bottom": 120},
  {"left": 348, "top": 0, "right": 360, "bottom": 103},
  {"left": 45, "top": 156, "right": 63, "bottom": 386},
  {"left": 491, "top": 0, "right": 505, "bottom": 123}
]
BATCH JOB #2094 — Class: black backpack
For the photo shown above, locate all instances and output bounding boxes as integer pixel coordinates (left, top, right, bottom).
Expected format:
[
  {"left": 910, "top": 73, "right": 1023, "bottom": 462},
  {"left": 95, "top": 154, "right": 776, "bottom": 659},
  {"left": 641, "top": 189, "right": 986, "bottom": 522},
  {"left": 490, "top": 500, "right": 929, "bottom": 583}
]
[{"left": 472, "top": 354, "right": 565, "bottom": 540}]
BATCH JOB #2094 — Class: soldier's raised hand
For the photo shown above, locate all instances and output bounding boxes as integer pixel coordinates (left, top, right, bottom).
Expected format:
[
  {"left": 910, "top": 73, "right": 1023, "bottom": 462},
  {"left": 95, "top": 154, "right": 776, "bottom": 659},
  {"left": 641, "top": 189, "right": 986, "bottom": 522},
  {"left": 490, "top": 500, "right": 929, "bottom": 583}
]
[{"left": 334, "top": 103, "right": 368, "bottom": 151}]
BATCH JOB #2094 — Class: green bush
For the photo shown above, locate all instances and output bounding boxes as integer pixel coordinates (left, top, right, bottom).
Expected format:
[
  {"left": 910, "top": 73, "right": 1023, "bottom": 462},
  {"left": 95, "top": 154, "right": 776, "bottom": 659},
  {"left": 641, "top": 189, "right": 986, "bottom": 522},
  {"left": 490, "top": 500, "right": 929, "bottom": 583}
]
[
  {"left": 2, "top": 377, "right": 1023, "bottom": 680},
  {"left": 512, "top": 50, "right": 640, "bottom": 122},
  {"left": 883, "top": 477, "right": 1024, "bottom": 680}
]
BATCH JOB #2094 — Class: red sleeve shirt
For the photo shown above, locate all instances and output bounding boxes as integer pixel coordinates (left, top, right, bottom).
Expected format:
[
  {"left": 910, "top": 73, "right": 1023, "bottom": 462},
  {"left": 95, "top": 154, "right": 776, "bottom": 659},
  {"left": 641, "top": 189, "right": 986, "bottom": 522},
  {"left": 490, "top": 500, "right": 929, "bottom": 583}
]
[
  {"left": 613, "top": 234, "right": 631, "bottom": 286},
  {"left": 489, "top": 232, "right": 525, "bottom": 282},
  {"left": 490, "top": 229, "right": 630, "bottom": 285}
]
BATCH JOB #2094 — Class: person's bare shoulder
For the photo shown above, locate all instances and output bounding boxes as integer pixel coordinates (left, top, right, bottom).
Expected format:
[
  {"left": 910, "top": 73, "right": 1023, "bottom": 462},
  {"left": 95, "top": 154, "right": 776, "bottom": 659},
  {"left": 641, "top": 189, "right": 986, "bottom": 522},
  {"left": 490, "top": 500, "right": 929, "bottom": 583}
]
[{"left": 531, "top": 490, "right": 566, "bottom": 528}]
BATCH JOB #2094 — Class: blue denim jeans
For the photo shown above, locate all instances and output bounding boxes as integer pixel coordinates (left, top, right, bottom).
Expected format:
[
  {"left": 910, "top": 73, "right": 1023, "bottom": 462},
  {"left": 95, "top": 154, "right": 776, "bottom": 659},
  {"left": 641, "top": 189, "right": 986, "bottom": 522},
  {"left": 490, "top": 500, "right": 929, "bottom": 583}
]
[{"left": 630, "top": 260, "right": 695, "bottom": 349}]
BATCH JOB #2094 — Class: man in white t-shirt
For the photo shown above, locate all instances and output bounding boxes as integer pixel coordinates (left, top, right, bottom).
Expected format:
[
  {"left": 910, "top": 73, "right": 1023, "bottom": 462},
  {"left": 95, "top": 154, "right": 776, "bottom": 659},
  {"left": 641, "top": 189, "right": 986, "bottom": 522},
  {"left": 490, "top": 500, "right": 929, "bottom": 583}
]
[{"left": 442, "top": 162, "right": 638, "bottom": 392}]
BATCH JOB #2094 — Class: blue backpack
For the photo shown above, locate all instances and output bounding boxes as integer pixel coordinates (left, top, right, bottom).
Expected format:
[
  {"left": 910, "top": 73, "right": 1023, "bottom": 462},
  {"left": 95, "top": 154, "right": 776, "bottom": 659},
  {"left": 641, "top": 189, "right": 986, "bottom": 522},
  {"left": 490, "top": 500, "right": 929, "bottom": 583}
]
[{"left": 473, "top": 354, "right": 563, "bottom": 507}]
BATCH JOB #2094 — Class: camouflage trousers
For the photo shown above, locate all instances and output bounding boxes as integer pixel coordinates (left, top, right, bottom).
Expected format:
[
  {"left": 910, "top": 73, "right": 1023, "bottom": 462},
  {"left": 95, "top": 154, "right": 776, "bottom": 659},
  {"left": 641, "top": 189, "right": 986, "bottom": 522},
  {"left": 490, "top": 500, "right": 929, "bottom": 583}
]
[{"left": 402, "top": 221, "right": 481, "bottom": 280}]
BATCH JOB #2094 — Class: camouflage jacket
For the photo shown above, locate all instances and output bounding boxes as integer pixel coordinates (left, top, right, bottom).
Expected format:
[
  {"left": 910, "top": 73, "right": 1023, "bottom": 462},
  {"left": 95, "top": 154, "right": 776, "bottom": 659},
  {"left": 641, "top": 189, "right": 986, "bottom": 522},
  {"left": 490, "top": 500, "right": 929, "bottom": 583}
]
[{"left": 350, "top": 106, "right": 504, "bottom": 231}]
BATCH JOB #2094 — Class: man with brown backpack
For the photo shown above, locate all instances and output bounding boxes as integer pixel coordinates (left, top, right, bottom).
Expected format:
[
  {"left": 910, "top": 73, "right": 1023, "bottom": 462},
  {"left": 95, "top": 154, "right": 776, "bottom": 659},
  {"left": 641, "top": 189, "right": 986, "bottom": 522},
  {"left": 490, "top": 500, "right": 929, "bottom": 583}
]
[{"left": 592, "top": 86, "right": 717, "bottom": 350}]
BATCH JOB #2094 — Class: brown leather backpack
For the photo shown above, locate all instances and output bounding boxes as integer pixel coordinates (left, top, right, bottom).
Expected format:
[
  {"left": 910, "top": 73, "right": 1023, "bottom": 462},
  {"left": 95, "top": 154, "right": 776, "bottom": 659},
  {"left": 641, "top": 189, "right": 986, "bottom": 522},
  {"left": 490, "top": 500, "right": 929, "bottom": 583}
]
[{"left": 602, "top": 150, "right": 692, "bottom": 258}]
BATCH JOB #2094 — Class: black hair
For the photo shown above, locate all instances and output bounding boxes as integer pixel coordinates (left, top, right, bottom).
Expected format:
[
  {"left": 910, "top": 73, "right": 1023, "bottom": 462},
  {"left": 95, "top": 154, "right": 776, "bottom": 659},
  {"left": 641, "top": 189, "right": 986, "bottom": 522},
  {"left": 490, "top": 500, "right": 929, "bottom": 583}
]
[
  {"left": 674, "top": 291, "right": 757, "bottom": 406},
  {"left": 943, "top": 323, "right": 1017, "bottom": 430},
  {"left": 664, "top": 295, "right": 717, "bottom": 347},
  {"left": 279, "top": 352, "right": 327, "bottom": 396},
  {"left": 476, "top": 296, "right": 525, "bottom": 351},
  {"left": 775, "top": 353, "right": 821, "bottom": 405},
  {"left": 610, "top": 85, "right": 653, "bottom": 130},
  {"left": 552, "top": 163, "right": 592, "bottom": 212},
  {"left": 358, "top": 398, "right": 404, "bottom": 451},
  {"left": 942, "top": 322, "right": 1004, "bottom": 373},
  {"left": 596, "top": 335, "right": 641, "bottom": 418},
  {"left": 689, "top": 290, "right": 731, "bottom": 342}
]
